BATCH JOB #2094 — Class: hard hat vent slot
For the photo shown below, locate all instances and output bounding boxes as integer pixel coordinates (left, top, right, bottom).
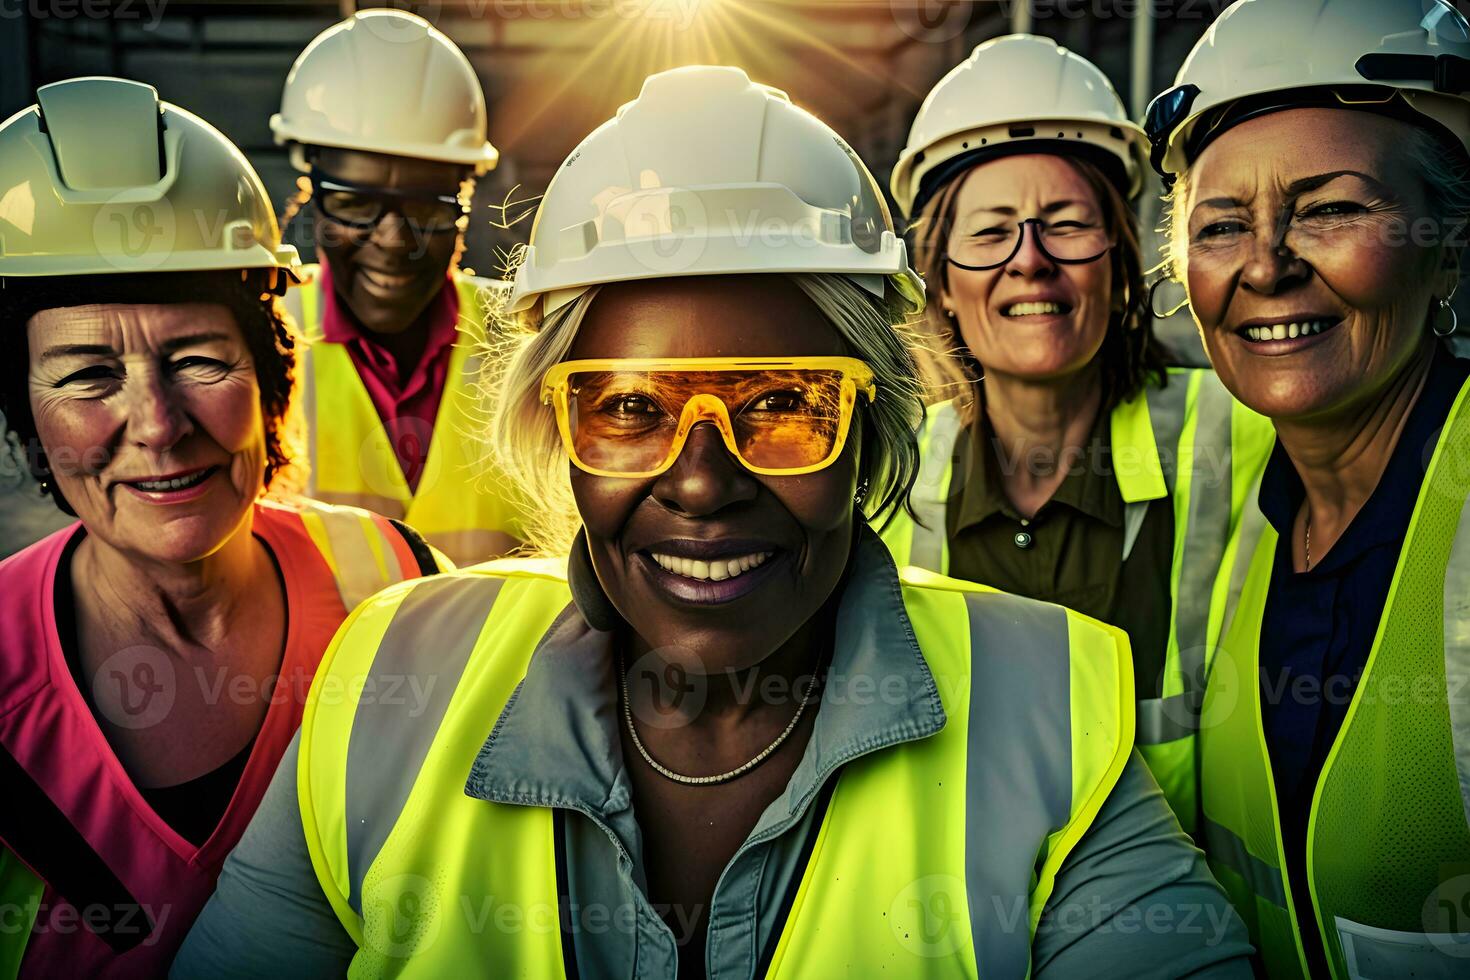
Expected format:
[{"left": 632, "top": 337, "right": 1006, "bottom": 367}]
[
  {"left": 559, "top": 221, "right": 599, "bottom": 260},
  {"left": 1008, "top": 125, "right": 1035, "bottom": 138},
  {"left": 35, "top": 78, "right": 165, "bottom": 192}
]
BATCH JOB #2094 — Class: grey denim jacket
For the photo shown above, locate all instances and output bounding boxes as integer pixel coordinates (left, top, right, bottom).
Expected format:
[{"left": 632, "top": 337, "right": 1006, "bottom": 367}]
[{"left": 175, "top": 533, "right": 1253, "bottom": 979}]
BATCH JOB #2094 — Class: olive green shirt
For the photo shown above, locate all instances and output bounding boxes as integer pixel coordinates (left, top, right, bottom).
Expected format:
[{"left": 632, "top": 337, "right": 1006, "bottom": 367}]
[{"left": 945, "top": 396, "right": 1175, "bottom": 699}]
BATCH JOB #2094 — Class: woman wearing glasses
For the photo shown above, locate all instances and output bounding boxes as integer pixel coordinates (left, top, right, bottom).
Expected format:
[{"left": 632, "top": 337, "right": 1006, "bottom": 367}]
[
  {"left": 1147, "top": 0, "right": 1470, "bottom": 976},
  {"left": 271, "top": 9, "right": 522, "bottom": 566},
  {"left": 176, "top": 66, "right": 1251, "bottom": 978},
  {"left": 885, "top": 34, "right": 1274, "bottom": 833}
]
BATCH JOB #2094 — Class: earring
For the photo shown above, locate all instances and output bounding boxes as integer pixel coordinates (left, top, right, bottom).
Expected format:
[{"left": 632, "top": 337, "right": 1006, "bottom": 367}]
[
  {"left": 1147, "top": 277, "right": 1190, "bottom": 319},
  {"left": 1435, "top": 297, "right": 1460, "bottom": 338},
  {"left": 33, "top": 448, "right": 52, "bottom": 497},
  {"left": 854, "top": 476, "right": 871, "bottom": 507}
]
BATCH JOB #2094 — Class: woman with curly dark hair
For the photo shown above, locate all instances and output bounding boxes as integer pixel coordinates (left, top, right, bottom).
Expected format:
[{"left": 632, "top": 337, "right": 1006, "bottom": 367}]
[
  {"left": 883, "top": 35, "right": 1276, "bottom": 834},
  {"left": 0, "top": 77, "right": 443, "bottom": 978}
]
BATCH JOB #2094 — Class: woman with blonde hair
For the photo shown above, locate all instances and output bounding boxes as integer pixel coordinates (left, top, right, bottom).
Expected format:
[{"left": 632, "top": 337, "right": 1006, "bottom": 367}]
[
  {"left": 885, "top": 34, "right": 1274, "bottom": 832},
  {"left": 177, "top": 65, "right": 1250, "bottom": 978}
]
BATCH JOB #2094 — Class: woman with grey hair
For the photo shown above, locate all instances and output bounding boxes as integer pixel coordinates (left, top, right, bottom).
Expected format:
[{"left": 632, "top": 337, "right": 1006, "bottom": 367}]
[
  {"left": 176, "top": 66, "right": 1250, "bottom": 978},
  {"left": 1147, "top": 1, "right": 1470, "bottom": 976}
]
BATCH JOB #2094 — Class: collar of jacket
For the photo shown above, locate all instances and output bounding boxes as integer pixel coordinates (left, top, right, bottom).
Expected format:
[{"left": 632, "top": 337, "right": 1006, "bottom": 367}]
[{"left": 463, "top": 527, "right": 946, "bottom": 845}]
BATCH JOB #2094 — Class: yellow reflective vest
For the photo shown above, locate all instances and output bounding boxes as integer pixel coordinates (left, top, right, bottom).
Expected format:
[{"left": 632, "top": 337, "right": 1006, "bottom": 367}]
[
  {"left": 285, "top": 267, "right": 524, "bottom": 566},
  {"left": 1199, "top": 374, "right": 1470, "bottom": 978},
  {"left": 880, "top": 368, "right": 1274, "bottom": 832},
  {"left": 296, "top": 560, "right": 1135, "bottom": 976}
]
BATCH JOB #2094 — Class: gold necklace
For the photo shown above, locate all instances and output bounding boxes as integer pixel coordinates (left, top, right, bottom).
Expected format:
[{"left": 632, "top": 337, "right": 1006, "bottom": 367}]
[
  {"left": 1305, "top": 512, "right": 1312, "bottom": 572},
  {"left": 618, "top": 652, "right": 817, "bottom": 786}
]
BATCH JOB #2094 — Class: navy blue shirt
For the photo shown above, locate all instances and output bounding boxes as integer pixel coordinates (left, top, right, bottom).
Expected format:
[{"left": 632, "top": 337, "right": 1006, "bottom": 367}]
[{"left": 1257, "top": 344, "right": 1469, "bottom": 969}]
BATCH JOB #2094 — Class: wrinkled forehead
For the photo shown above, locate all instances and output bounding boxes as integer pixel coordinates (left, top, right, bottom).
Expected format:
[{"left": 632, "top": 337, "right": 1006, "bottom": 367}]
[
  {"left": 950, "top": 154, "right": 1101, "bottom": 218},
  {"left": 1187, "top": 108, "right": 1416, "bottom": 209},
  {"left": 26, "top": 302, "right": 240, "bottom": 355},
  {"left": 567, "top": 275, "right": 847, "bottom": 361}
]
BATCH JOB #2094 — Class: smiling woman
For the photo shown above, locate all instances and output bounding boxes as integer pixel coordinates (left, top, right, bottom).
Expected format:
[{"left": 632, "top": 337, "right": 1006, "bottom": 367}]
[
  {"left": 177, "top": 65, "right": 1252, "bottom": 980},
  {"left": 2, "top": 273, "right": 296, "bottom": 527},
  {"left": 0, "top": 77, "right": 442, "bottom": 978},
  {"left": 1148, "top": 1, "right": 1470, "bottom": 976},
  {"left": 884, "top": 33, "right": 1275, "bottom": 834}
]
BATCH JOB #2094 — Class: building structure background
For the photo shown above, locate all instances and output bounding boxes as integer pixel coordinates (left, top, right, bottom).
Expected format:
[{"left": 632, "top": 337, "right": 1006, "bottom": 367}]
[{"left": 1, "top": 0, "right": 1440, "bottom": 553}]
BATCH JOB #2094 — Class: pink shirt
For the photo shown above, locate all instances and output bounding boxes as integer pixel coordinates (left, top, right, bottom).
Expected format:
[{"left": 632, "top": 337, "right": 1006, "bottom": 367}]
[
  {"left": 0, "top": 502, "right": 406, "bottom": 978},
  {"left": 318, "top": 264, "right": 462, "bottom": 491}
]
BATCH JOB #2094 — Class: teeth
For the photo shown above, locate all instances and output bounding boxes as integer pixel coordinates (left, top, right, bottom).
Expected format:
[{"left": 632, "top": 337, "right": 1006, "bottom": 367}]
[
  {"left": 651, "top": 550, "right": 774, "bottom": 581},
  {"left": 132, "top": 470, "right": 209, "bottom": 492},
  {"left": 1004, "top": 301, "right": 1066, "bottom": 317},
  {"left": 1244, "top": 320, "right": 1335, "bottom": 342},
  {"left": 363, "top": 269, "right": 414, "bottom": 289}
]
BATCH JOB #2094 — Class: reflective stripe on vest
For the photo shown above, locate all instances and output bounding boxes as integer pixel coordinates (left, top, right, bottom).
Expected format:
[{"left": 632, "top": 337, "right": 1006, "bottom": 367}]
[
  {"left": 1138, "top": 372, "right": 1271, "bottom": 751},
  {"left": 298, "top": 563, "right": 1131, "bottom": 976},
  {"left": 293, "top": 269, "right": 522, "bottom": 566},
  {"left": 880, "top": 370, "right": 1273, "bottom": 831},
  {"left": 902, "top": 398, "right": 964, "bottom": 572},
  {"left": 297, "top": 505, "right": 422, "bottom": 614},
  {"left": 1201, "top": 374, "right": 1470, "bottom": 979},
  {"left": 0, "top": 497, "right": 428, "bottom": 978},
  {"left": 767, "top": 569, "right": 1132, "bottom": 978}
]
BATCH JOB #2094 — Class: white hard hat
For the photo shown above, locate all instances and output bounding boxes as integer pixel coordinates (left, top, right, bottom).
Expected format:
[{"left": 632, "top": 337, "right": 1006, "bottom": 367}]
[
  {"left": 891, "top": 34, "right": 1148, "bottom": 218},
  {"left": 508, "top": 65, "right": 923, "bottom": 316},
  {"left": 1146, "top": 0, "right": 1470, "bottom": 183},
  {"left": 0, "top": 76, "right": 301, "bottom": 282},
  {"left": 271, "top": 9, "right": 498, "bottom": 175}
]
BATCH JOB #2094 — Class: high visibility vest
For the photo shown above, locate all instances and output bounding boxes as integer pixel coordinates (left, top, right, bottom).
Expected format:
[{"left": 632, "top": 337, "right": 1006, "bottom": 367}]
[
  {"left": 880, "top": 368, "right": 1274, "bottom": 832},
  {"left": 297, "top": 561, "right": 1135, "bottom": 977},
  {"left": 1199, "top": 374, "right": 1470, "bottom": 979},
  {"left": 286, "top": 267, "right": 524, "bottom": 566},
  {"left": 0, "top": 497, "right": 439, "bottom": 980}
]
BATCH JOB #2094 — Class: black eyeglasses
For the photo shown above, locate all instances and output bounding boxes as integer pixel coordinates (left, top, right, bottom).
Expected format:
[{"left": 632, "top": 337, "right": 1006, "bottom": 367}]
[
  {"left": 947, "top": 217, "right": 1112, "bottom": 272},
  {"left": 310, "top": 173, "right": 468, "bottom": 233}
]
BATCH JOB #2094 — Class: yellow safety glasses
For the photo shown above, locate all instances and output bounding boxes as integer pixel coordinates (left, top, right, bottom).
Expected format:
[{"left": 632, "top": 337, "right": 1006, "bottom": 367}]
[{"left": 540, "top": 357, "right": 877, "bottom": 478}]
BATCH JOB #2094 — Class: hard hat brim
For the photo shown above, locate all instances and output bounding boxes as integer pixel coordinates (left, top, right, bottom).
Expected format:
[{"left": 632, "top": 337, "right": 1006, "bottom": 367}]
[
  {"left": 893, "top": 117, "right": 1148, "bottom": 217},
  {"left": 272, "top": 118, "right": 499, "bottom": 176},
  {"left": 0, "top": 244, "right": 303, "bottom": 281}
]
